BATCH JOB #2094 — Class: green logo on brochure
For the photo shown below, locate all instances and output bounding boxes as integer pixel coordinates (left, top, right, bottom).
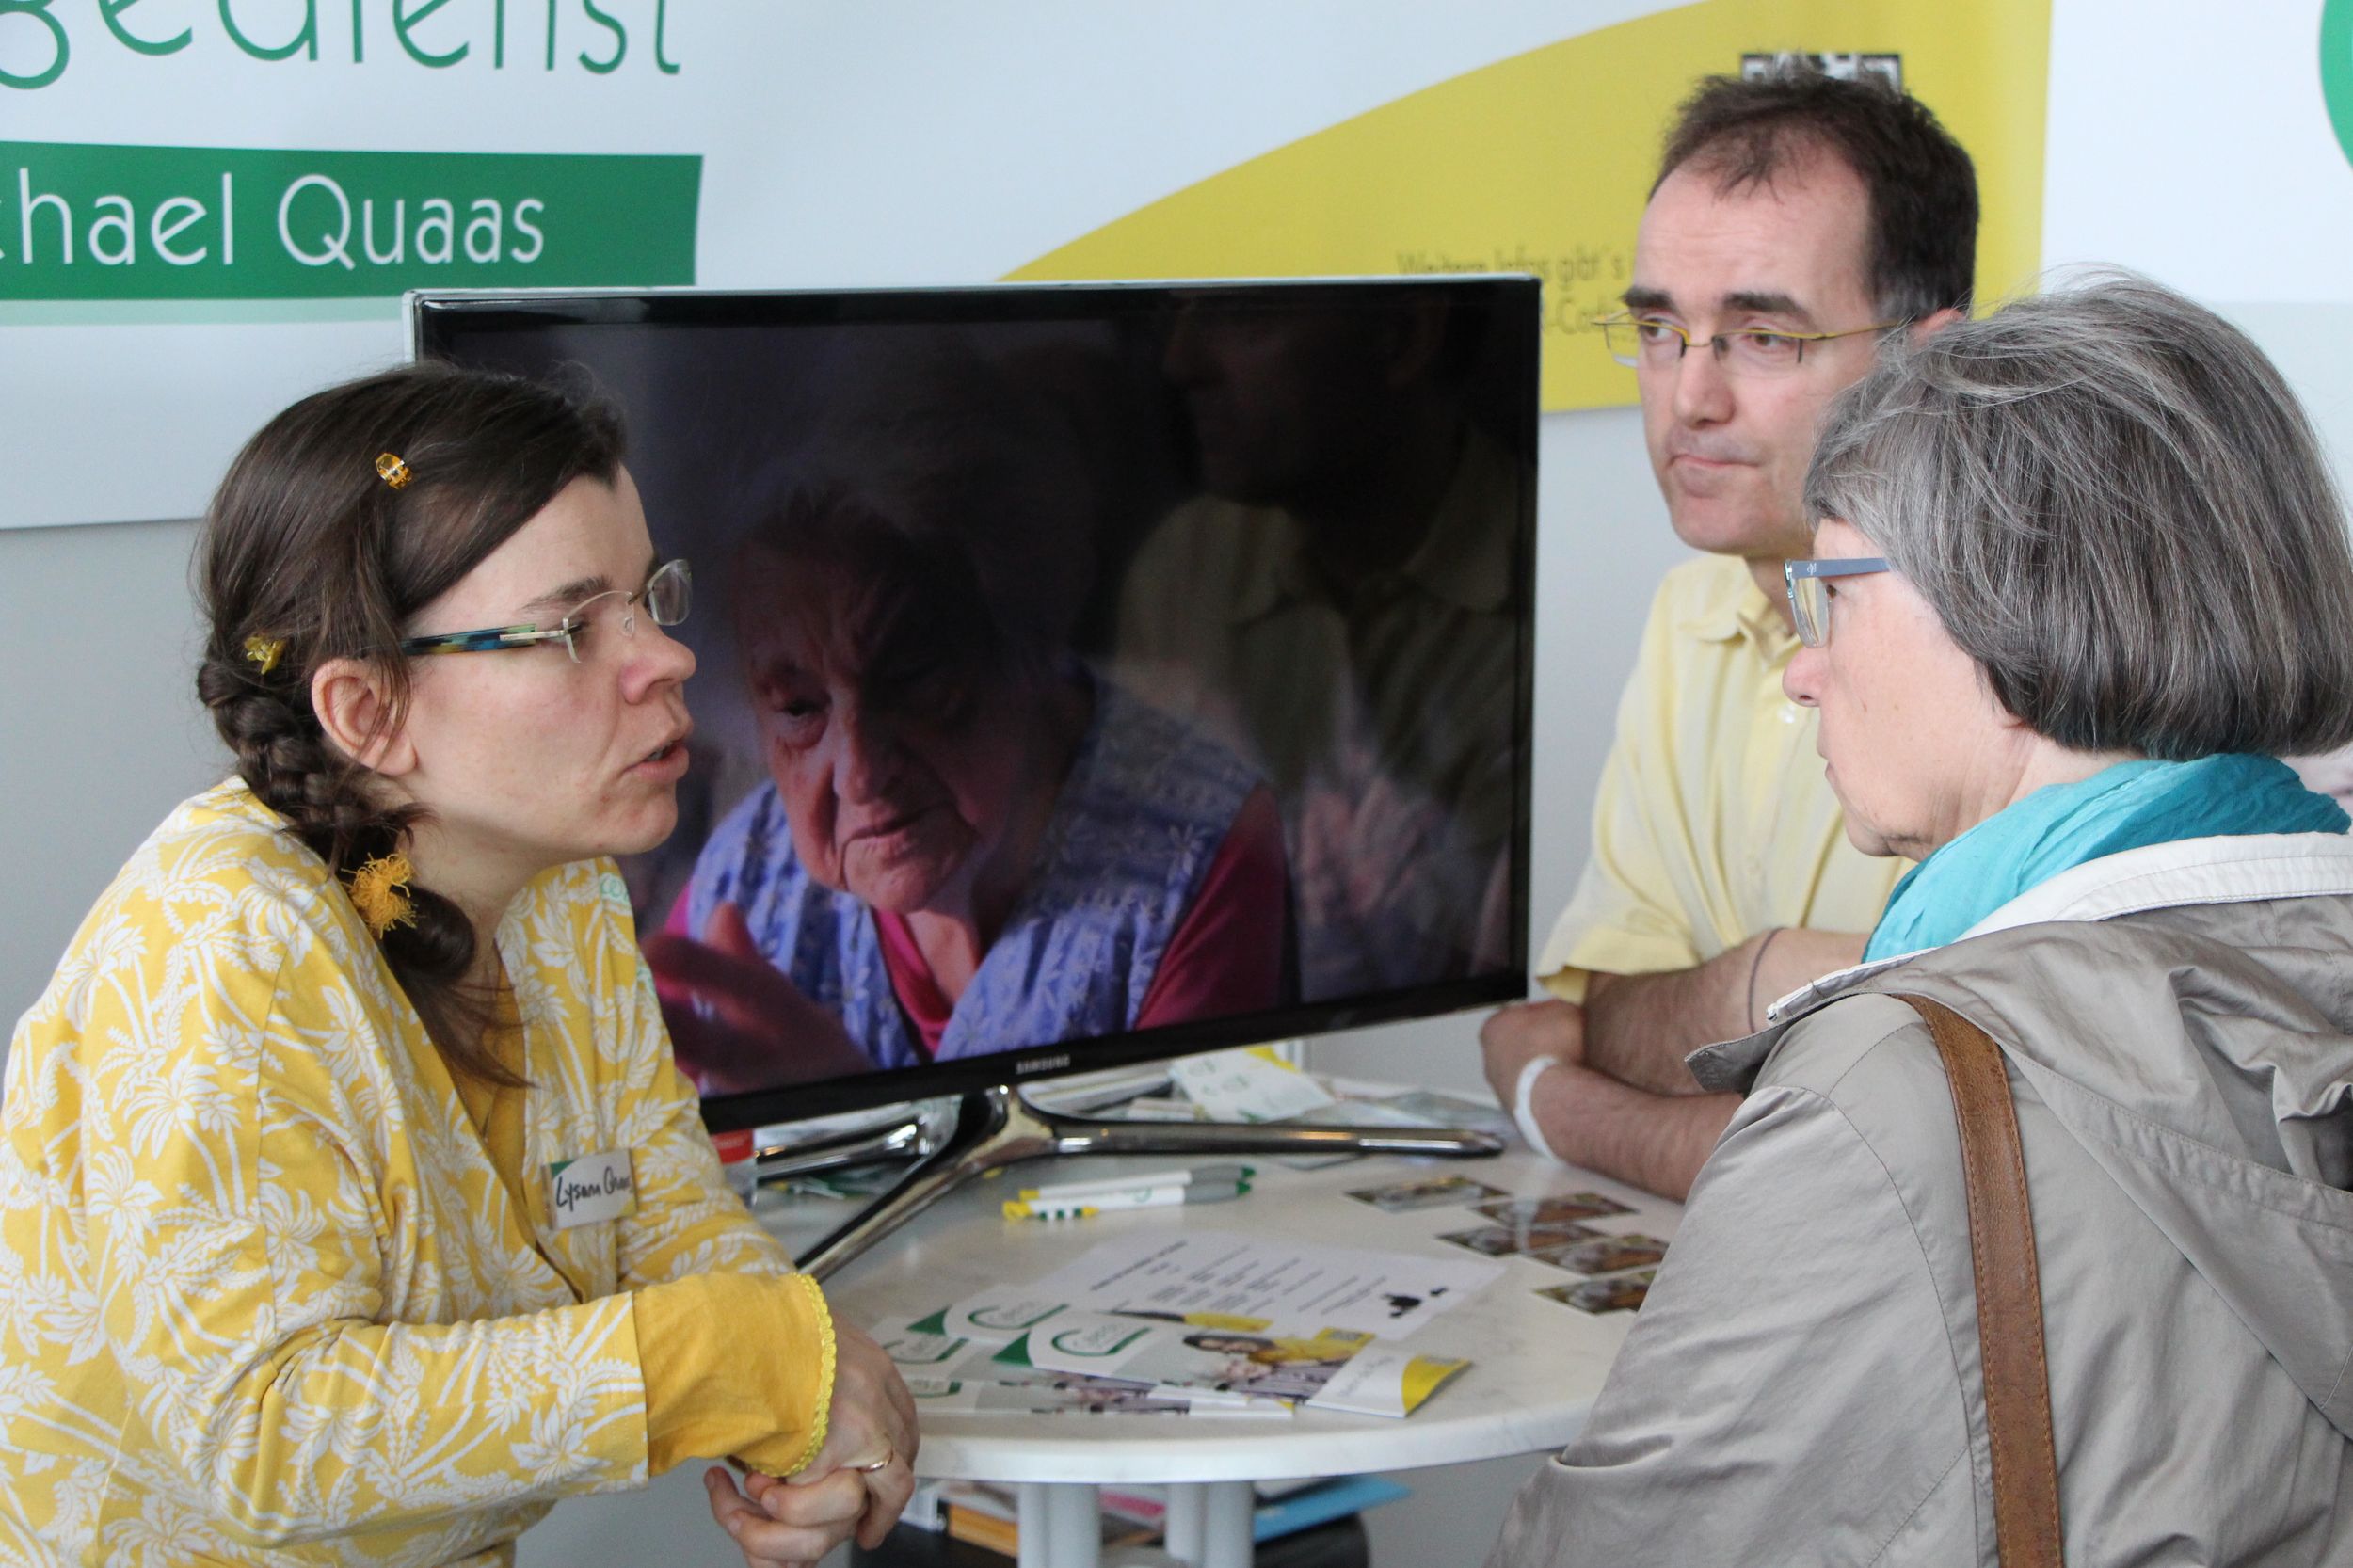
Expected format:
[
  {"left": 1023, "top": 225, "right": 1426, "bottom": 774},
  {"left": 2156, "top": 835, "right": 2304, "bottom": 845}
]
[{"left": 0, "top": 142, "right": 697, "bottom": 300}]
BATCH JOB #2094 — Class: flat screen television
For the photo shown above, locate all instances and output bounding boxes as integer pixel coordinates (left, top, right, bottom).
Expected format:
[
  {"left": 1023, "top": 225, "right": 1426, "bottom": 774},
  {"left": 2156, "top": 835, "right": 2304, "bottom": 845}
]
[{"left": 408, "top": 280, "right": 1538, "bottom": 1155}]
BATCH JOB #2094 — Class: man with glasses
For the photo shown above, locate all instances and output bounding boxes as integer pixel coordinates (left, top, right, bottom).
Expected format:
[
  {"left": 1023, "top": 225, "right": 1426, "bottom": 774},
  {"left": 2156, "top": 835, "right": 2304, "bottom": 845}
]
[{"left": 1480, "top": 65, "right": 1977, "bottom": 1199}]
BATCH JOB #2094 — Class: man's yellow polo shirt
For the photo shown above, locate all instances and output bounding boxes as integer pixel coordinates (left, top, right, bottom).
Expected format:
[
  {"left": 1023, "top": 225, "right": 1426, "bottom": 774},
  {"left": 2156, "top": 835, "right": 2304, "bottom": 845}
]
[{"left": 1538, "top": 552, "right": 1909, "bottom": 1000}]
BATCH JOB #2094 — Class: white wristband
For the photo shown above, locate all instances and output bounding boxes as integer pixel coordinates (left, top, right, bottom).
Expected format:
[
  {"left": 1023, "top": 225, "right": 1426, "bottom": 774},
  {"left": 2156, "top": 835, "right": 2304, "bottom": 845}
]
[{"left": 1512, "top": 1054, "right": 1564, "bottom": 1163}]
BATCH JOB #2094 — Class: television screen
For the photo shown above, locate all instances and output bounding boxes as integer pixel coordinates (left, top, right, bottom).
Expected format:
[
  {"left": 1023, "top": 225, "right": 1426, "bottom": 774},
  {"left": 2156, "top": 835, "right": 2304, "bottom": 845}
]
[{"left": 411, "top": 280, "right": 1537, "bottom": 1128}]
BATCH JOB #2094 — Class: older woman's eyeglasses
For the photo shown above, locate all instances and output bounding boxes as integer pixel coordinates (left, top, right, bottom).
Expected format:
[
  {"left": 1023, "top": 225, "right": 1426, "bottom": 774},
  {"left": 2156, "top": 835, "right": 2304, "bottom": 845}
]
[
  {"left": 399, "top": 558, "right": 692, "bottom": 664},
  {"left": 1596, "top": 312, "right": 1898, "bottom": 376},
  {"left": 1784, "top": 556, "right": 1891, "bottom": 647}
]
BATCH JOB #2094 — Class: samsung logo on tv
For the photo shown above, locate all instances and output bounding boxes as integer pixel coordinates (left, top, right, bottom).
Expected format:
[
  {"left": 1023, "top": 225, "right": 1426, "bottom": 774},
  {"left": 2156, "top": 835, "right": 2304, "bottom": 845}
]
[{"left": 1016, "top": 1054, "right": 1071, "bottom": 1075}]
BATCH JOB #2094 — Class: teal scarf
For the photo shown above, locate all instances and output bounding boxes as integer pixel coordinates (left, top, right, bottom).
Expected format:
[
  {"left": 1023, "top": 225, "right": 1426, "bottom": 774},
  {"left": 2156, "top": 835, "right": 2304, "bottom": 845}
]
[{"left": 1864, "top": 754, "right": 2350, "bottom": 962}]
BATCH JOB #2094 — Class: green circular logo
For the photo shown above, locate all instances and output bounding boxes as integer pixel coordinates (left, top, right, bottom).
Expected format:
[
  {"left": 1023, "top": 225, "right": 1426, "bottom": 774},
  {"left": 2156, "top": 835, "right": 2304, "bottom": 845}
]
[{"left": 2323, "top": 0, "right": 2353, "bottom": 166}]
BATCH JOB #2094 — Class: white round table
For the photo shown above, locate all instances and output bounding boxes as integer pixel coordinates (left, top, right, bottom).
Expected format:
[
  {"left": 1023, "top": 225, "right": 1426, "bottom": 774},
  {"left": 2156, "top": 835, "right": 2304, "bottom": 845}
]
[{"left": 764, "top": 1139, "right": 1681, "bottom": 1568}]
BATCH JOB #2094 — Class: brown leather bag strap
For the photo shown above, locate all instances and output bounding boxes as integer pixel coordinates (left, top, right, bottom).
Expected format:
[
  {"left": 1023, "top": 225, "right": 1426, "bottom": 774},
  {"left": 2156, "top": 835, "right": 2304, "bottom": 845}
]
[{"left": 1897, "top": 995, "right": 2065, "bottom": 1568}]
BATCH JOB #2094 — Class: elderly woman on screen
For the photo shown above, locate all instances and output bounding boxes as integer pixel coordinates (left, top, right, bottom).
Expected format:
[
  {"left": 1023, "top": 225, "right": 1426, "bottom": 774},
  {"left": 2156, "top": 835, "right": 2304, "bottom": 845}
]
[
  {"left": 1492, "top": 277, "right": 2353, "bottom": 1566},
  {"left": 648, "top": 348, "right": 1289, "bottom": 1091}
]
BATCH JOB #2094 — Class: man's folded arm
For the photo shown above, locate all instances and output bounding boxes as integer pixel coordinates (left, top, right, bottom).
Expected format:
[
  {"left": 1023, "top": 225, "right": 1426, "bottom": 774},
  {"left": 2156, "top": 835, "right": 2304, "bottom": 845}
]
[{"left": 1579, "top": 927, "right": 1869, "bottom": 1093}]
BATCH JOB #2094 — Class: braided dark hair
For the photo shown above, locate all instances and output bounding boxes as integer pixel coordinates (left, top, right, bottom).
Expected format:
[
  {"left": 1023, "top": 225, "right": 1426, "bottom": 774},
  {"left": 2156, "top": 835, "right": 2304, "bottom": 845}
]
[{"left": 196, "top": 360, "right": 624, "bottom": 1084}]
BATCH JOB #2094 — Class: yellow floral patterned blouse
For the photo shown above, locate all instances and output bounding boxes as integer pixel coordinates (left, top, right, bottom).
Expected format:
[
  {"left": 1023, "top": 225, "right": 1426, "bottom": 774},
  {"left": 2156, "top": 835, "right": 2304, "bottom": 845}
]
[{"left": 0, "top": 780, "right": 836, "bottom": 1565}]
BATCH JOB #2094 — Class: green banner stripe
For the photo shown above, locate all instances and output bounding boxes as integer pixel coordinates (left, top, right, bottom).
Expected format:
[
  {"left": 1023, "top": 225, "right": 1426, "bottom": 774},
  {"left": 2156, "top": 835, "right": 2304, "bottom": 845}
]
[{"left": 0, "top": 142, "right": 697, "bottom": 299}]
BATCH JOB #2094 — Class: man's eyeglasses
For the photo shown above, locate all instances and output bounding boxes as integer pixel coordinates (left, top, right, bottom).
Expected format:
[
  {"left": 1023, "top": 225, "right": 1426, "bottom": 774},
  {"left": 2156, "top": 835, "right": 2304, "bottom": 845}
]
[
  {"left": 1595, "top": 312, "right": 1898, "bottom": 377},
  {"left": 400, "top": 558, "right": 692, "bottom": 664},
  {"left": 1784, "top": 556, "right": 1890, "bottom": 648}
]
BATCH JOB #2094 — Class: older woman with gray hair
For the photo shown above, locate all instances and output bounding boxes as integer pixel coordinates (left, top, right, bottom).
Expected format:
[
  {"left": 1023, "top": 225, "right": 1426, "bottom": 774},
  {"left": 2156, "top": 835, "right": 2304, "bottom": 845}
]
[
  {"left": 648, "top": 338, "right": 1289, "bottom": 1092},
  {"left": 1493, "top": 276, "right": 2353, "bottom": 1565}
]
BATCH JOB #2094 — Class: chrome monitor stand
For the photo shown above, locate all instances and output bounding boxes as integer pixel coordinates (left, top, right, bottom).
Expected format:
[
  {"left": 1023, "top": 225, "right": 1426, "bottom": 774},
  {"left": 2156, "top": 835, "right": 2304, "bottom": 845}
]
[{"left": 792, "top": 1084, "right": 1503, "bottom": 1280}]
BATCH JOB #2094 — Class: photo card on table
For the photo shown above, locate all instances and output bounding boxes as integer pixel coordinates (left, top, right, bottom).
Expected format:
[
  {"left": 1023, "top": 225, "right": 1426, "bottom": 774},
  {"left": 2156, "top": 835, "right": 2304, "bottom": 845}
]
[
  {"left": 1537, "top": 1268, "right": 1657, "bottom": 1315},
  {"left": 1346, "top": 1175, "right": 1510, "bottom": 1213},
  {"left": 1529, "top": 1234, "right": 1672, "bottom": 1277},
  {"left": 1437, "top": 1222, "right": 1601, "bottom": 1258},
  {"left": 1472, "top": 1192, "right": 1635, "bottom": 1226}
]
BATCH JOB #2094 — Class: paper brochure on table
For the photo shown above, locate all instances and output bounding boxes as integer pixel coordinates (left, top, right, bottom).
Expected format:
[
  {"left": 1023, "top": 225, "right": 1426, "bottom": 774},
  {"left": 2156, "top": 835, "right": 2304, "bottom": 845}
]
[
  {"left": 900, "top": 1370, "right": 1291, "bottom": 1418},
  {"left": 871, "top": 1316, "right": 1296, "bottom": 1417},
  {"left": 877, "top": 1232, "right": 1493, "bottom": 1420},
  {"left": 1166, "top": 1048, "right": 1337, "bottom": 1122},
  {"left": 924, "top": 1291, "right": 1069, "bottom": 1345},
  {"left": 1016, "top": 1229, "right": 1502, "bottom": 1339},
  {"left": 998, "top": 1309, "right": 1467, "bottom": 1417},
  {"left": 1303, "top": 1344, "right": 1465, "bottom": 1418},
  {"left": 876, "top": 1310, "right": 1466, "bottom": 1419}
]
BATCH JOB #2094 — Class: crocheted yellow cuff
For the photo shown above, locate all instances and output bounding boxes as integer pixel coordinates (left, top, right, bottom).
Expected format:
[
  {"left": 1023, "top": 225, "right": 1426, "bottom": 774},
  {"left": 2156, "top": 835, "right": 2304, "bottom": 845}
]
[
  {"left": 636, "top": 1269, "right": 838, "bottom": 1479},
  {"left": 784, "top": 1271, "right": 837, "bottom": 1475}
]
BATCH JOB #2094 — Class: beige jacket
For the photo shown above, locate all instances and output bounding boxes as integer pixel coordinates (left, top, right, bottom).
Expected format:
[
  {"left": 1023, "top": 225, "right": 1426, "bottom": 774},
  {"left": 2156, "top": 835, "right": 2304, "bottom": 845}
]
[{"left": 1493, "top": 832, "right": 2353, "bottom": 1566}]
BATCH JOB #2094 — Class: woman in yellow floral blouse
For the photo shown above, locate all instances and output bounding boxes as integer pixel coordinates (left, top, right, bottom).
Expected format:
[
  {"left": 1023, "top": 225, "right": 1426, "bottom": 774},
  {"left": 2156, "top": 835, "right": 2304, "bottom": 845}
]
[{"left": 0, "top": 362, "right": 917, "bottom": 1567}]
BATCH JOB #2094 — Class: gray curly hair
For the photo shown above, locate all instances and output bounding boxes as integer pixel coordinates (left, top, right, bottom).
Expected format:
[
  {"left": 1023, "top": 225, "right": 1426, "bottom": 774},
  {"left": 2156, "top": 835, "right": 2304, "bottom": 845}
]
[{"left": 1805, "top": 272, "right": 2353, "bottom": 760}]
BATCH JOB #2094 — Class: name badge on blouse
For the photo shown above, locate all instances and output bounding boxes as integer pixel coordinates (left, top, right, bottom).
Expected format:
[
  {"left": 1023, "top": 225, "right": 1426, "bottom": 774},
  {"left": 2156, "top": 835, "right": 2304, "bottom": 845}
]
[{"left": 548, "top": 1149, "right": 637, "bottom": 1228}]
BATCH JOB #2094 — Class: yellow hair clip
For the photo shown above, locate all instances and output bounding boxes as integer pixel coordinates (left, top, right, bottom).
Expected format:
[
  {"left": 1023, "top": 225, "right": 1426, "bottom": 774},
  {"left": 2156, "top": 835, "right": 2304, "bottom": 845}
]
[
  {"left": 348, "top": 851, "right": 418, "bottom": 938},
  {"left": 242, "top": 634, "right": 285, "bottom": 675},
  {"left": 376, "top": 452, "right": 413, "bottom": 490}
]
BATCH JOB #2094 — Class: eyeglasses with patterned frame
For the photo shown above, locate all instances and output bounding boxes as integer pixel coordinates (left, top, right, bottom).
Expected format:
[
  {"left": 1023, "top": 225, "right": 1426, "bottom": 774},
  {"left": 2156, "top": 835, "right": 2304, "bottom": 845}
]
[
  {"left": 1784, "top": 555, "right": 1892, "bottom": 648},
  {"left": 1595, "top": 312, "right": 1899, "bottom": 376},
  {"left": 398, "top": 558, "right": 692, "bottom": 664}
]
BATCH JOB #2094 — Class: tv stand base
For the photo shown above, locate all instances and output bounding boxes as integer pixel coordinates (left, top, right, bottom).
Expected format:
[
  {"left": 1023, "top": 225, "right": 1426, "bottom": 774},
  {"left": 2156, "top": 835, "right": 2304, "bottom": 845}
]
[{"left": 795, "top": 1083, "right": 1502, "bottom": 1279}]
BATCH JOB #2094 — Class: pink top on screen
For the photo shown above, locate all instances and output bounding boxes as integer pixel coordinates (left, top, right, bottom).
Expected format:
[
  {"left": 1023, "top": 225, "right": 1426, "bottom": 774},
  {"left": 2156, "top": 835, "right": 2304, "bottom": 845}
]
[{"left": 658, "top": 783, "right": 1289, "bottom": 1066}]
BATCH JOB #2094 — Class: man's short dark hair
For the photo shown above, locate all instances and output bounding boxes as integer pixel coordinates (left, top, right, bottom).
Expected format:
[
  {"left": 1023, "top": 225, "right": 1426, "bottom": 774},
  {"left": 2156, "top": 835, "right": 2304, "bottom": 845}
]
[{"left": 1655, "top": 65, "right": 1978, "bottom": 324}]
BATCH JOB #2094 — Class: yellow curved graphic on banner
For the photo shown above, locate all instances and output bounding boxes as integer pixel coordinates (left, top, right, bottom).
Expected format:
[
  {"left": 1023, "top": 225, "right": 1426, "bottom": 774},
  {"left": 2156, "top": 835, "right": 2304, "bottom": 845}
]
[{"left": 1007, "top": 1, "right": 2048, "bottom": 411}]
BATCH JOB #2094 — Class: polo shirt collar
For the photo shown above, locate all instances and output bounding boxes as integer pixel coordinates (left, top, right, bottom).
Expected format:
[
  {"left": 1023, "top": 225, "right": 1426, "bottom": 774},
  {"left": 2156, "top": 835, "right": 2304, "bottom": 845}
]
[{"left": 1676, "top": 558, "right": 1797, "bottom": 664}]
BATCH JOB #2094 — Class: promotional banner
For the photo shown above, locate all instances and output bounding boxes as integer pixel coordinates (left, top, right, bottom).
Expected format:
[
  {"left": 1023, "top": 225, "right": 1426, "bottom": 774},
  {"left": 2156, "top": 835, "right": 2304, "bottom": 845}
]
[{"left": 3, "top": 1, "right": 2048, "bottom": 530}]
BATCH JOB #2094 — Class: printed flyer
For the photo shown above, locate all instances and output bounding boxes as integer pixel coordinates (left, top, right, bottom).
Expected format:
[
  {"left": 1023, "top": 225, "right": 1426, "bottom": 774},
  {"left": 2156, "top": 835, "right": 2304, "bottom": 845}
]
[
  {"left": 1001, "top": 1311, "right": 1468, "bottom": 1419},
  {"left": 876, "top": 1310, "right": 1469, "bottom": 1420},
  {"left": 982, "top": 1230, "right": 1504, "bottom": 1340}
]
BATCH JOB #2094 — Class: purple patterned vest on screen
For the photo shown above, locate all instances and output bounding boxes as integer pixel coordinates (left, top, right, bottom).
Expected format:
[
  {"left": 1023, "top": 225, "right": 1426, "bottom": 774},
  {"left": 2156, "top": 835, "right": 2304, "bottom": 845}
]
[{"left": 682, "top": 684, "right": 1260, "bottom": 1070}]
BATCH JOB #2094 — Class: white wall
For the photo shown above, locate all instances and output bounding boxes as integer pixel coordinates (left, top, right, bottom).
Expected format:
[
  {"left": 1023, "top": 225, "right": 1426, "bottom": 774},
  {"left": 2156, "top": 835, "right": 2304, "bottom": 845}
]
[{"left": 2, "top": 515, "right": 226, "bottom": 1022}]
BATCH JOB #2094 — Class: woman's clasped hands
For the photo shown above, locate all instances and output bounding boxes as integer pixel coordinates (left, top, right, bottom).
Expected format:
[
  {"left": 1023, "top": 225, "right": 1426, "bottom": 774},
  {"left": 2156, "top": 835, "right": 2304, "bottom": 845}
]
[{"left": 705, "top": 1322, "right": 920, "bottom": 1568}]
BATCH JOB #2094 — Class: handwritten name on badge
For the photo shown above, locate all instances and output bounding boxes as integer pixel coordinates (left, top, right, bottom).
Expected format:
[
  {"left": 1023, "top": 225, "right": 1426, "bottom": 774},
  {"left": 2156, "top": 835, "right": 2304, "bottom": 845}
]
[{"left": 548, "top": 1149, "right": 636, "bottom": 1228}]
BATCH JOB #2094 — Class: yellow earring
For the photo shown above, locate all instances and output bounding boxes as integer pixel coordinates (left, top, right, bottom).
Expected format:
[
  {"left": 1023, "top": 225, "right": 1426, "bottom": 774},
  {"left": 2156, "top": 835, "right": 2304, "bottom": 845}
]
[{"left": 348, "top": 852, "right": 418, "bottom": 937}]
